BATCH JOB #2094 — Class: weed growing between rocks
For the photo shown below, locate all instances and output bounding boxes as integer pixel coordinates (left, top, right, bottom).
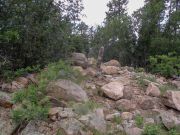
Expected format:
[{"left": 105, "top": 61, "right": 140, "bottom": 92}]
[
  {"left": 168, "top": 129, "right": 180, "bottom": 135},
  {"left": 135, "top": 73, "right": 157, "bottom": 90},
  {"left": 12, "top": 60, "right": 77, "bottom": 124},
  {"left": 159, "top": 82, "right": 179, "bottom": 94},
  {"left": 72, "top": 100, "right": 101, "bottom": 115},
  {"left": 113, "top": 116, "right": 122, "bottom": 125},
  {"left": 135, "top": 115, "right": 144, "bottom": 128},
  {"left": 143, "top": 124, "right": 161, "bottom": 135}
]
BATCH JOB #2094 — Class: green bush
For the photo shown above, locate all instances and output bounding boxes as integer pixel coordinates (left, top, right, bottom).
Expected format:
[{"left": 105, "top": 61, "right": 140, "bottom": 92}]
[
  {"left": 168, "top": 129, "right": 180, "bottom": 135},
  {"left": 149, "top": 53, "right": 180, "bottom": 77},
  {"left": 143, "top": 124, "right": 160, "bottom": 135},
  {"left": 2, "top": 65, "right": 41, "bottom": 82},
  {"left": 72, "top": 100, "right": 100, "bottom": 115},
  {"left": 135, "top": 115, "right": 144, "bottom": 128},
  {"left": 12, "top": 60, "right": 75, "bottom": 124}
]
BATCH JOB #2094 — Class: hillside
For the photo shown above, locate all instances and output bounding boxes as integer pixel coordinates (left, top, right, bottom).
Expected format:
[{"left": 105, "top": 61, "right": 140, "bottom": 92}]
[{"left": 0, "top": 53, "right": 180, "bottom": 135}]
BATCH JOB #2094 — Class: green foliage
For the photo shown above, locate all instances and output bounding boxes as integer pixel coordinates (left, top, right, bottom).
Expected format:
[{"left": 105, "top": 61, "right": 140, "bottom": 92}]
[
  {"left": 2, "top": 65, "right": 41, "bottom": 82},
  {"left": 135, "top": 68, "right": 145, "bottom": 73},
  {"left": 143, "top": 124, "right": 161, "bottom": 135},
  {"left": 72, "top": 101, "right": 100, "bottom": 115},
  {"left": 149, "top": 54, "right": 180, "bottom": 77},
  {"left": 159, "top": 83, "right": 179, "bottom": 94},
  {"left": 56, "top": 130, "right": 65, "bottom": 135},
  {"left": 0, "top": 0, "right": 85, "bottom": 76},
  {"left": 92, "top": 129, "right": 103, "bottom": 135},
  {"left": 113, "top": 116, "right": 122, "bottom": 125},
  {"left": 12, "top": 102, "right": 49, "bottom": 124},
  {"left": 135, "top": 115, "right": 144, "bottom": 128},
  {"left": 136, "top": 73, "right": 156, "bottom": 90},
  {"left": 168, "top": 129, "right": 180, "bottom": 135},
  {"left": 12, "top": 61, "right": 73, "bottom": 124}
]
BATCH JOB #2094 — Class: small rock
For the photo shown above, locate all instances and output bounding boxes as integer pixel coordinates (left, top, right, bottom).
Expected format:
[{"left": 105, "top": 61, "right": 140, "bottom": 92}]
[
  {"left": 157, "top": 77, "right": 167, "bottom": 85},
  {"left": 104, "top": 60, "right": 120, "bottom": 67},
  {"left": 146, "top": 83, "right": 161, "bottom": 97},
  {"left": 46, "top": 79, "right": 88, "bottom": 102},
  {"left": 1, "top": 83, "right": 12, "bottom": 93},
  {"left": 49, "top": 107, "right": 76, "bottom": 121},
  {"left": 125, "top": 127, "right": 143, "bottom": 135},
  {"left": 121, "top": 112, "right": 133, "bottom": 120},
  {"left": 0, "top": 92, "right": 13, "bottom": 108},
  {"left": 86, "top": 67, "right": 97, "bottom": 77},
  {"left": 162, "top": 91, "right": 180, "bottom": 111},
  {"left": 85, "top": 83, "right": 96, "bottom": 90},
  {"left": 101, "top": 82, "right": 124, "bottom": 100},
  {"left": 122, "top": 120, "right": 135, "bottom": 129},
  {"left": 144, "top": 118, "right": 155, "bottom": 125}
]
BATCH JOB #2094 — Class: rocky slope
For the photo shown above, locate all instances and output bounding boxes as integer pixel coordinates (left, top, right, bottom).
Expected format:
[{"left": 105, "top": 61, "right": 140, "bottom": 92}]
[{"left": 0, "top": 53, "right": 180, "bottom": 135}]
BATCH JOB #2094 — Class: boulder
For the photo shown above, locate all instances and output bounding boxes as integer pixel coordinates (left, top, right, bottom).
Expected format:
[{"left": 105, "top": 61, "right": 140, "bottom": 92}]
[
  {"left": 1, "top": 77, "right": 29, "bottom": 93},
  {"left": 172, "top": 80, "right": 180, "bottom": 89},
  {"left": 100, "top": 65, "right": 120, "bottom": 75},
  {"left": 0, "top": 108, "right": 17, "bottom": 135},
  {"left": 160, "top": 111, "right": 180, "bottom": 131},
  {"left": 15, "top": 77, "right": 29, "bottom": 87},
  {"left": 71, "top": 53, "right": 88, "bottom": 68},
  {"left": 116, "top": 99, "right": 136, "bottom": 111},
  {"left": 46, "top": 79, "right": 88, "bottom": 102},
  {"left": 146, "top": 83, "right": 161, "bottom": 97},
  {"left": 79, "top": 108, "right": 106, "bottom": 133},
  {"left": 101, "top": 82, "right": 124, "bottom": 100},
  {"left": 125, "top": 127, "right": 143, "bottom": 135},
  {"left": 0, "top": 92, "right": 13, "bottom": 108},
  {"left": 138, "top": 96, "right": 155, "bottom": 110},
  {"left": 162, "top": 91, "right": 180, "bottom": 111},
  {"left": 1, "top": 83, "right": 12, "bottom": 93},
  {"left": 60, "top": 118, "right": 86, "bottom": 135},
  {"left": 11, "top": 81, "right": 25, "bottom": 91},
  {"left": 104, "top": 60, "right": 120, "bottom": 67}
]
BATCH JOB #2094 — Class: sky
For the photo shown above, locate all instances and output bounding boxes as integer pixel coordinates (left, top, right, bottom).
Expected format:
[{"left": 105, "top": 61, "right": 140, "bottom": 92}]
[{"left": 82, "top": 0, "right": 145, "bottom": 26}]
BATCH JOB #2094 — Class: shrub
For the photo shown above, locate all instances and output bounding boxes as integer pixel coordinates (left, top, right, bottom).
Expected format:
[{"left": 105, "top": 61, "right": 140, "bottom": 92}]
[
  {"left": 143, "top": 124, "right": 160, "bottom": 135},
  {"left": 149, "top": 53, "right": 180, "bottom": 77},
  {"left": 135, "top": 115, "right": 144, "bottom": 128},
  {"left": 2, "top": 65, "right": 41, "bottom": 82},
  {"left": 113, "top": 116, "right": 122, "bottom": 124},
  {"left": 72, "top": 101, "right": 100, "bottom": 115},
  {"left": 12, "top": 60, "right": 74, "bottom": 124},
  {"left": 168, "top": 129, "right": 180, "bottom": 135},
  {"left": 159, "top": 82, "right": 179, "bottom": 94}
]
